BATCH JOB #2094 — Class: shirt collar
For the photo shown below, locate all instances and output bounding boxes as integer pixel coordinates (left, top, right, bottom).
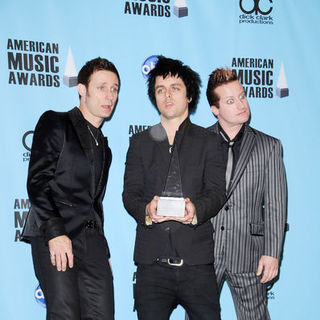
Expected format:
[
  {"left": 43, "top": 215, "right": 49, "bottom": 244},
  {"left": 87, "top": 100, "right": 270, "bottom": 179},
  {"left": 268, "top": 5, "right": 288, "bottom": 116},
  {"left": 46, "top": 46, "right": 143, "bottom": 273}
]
[{"left": 218, "top": 122, "right": 245, "bottom": 143}]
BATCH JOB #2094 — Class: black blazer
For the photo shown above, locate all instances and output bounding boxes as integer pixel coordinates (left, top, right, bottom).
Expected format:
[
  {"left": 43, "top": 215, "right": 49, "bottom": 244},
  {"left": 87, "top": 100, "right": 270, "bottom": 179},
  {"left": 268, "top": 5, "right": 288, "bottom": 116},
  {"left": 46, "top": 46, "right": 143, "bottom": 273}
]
[
  {"left": 22, "top": 107, "right": 112, "bottom": 242},
  {"left": 123, "top": 118, "right": 226, "bottom": 265}
]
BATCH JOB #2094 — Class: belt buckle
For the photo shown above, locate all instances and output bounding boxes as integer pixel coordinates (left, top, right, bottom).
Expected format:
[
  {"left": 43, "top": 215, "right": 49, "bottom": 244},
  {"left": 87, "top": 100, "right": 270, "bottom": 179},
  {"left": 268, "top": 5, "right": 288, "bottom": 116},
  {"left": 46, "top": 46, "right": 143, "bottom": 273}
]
[{"left": 167, "top": 258, "right": 184, "bottom": 266}]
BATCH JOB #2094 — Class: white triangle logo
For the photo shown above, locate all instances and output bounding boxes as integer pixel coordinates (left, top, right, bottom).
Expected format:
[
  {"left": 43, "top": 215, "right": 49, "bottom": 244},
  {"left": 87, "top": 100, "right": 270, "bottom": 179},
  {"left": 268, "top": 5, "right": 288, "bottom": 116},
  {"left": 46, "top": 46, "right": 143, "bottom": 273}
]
[
  {"left": 63, "top": 47, "right": 78, "bottom": 87},
  {"left": 276, "top": 62, "right": 289, "bottom": 98}
]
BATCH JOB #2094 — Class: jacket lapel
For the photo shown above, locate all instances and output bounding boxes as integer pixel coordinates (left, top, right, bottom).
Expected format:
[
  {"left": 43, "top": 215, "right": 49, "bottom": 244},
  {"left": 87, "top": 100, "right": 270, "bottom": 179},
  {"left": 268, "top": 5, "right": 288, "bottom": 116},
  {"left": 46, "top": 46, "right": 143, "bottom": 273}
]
[
  {"left": 208, "top": 122, "right": 256, "bottom": 197},
  {"left": 207, "top": 122, "right": 219, "bottom": 134},
  {"left": 95, "top": 137, "right": 112, "bottom": 198},
  {"left": 68, "top": 107, "right": 95, "bottom": 197},
  {"left": 227, "top": 125, "right": 256, "bottom": 196},
  {"left": 149, "top": 123, "right": 171, "bottom": 189}
]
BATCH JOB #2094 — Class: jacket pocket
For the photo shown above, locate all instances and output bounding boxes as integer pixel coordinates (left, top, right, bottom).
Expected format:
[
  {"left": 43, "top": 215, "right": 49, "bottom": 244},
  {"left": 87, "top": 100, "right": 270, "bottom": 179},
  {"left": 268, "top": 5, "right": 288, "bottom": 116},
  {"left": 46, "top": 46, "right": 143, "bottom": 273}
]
[{"left": 249, "top": 222, "right": 264, "bottom": 236}]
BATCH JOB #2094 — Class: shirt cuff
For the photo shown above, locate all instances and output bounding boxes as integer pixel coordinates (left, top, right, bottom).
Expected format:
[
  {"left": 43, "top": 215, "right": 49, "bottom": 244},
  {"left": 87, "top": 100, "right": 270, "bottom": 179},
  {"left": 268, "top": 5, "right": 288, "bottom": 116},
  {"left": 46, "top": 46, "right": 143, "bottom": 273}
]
[
  {"left": 191, "top": 214, "right": 198, "bottom": 225},
  {"left": 145, "top": 215, "right": 152, "bottom": 226}
]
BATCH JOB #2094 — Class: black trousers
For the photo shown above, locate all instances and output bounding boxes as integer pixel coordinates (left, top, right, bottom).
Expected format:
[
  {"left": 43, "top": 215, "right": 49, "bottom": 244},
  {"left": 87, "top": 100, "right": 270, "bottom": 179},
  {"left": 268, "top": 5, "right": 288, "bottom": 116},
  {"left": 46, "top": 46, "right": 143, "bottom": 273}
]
[
  {"left": 31, "top": 228, "right": 114, "bottom": 320},
  {"left": 134, "top": 263, "right": 221, "bottom": 320}
]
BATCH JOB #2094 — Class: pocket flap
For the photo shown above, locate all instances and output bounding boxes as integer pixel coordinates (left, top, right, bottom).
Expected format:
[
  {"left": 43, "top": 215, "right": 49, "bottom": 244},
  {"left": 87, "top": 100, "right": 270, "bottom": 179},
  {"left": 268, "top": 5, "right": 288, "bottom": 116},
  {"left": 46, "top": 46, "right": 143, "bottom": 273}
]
[{"left": 249, "top": 223, "right": 264, "bottom": 236}]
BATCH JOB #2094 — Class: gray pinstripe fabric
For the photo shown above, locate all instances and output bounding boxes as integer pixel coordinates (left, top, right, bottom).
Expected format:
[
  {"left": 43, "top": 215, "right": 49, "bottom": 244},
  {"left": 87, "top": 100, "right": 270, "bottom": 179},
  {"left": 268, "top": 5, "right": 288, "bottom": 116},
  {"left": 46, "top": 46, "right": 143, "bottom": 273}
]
[{"left": 209, "top": 123, "right": 287, "bottom": 320}]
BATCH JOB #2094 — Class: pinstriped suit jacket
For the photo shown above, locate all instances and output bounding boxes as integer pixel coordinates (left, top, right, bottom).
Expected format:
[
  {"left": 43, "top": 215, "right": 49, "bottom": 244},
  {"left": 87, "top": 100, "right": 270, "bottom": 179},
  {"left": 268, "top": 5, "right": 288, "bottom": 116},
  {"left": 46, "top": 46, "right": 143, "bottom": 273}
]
[{"left": 208, "top": 123, "right": 287, "bottom": 273}]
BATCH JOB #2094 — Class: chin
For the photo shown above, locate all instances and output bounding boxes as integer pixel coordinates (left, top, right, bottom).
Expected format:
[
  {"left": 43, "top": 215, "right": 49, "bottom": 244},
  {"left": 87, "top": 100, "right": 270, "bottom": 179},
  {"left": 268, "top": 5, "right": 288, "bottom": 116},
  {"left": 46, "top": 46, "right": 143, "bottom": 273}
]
[{"left": 103, "top": 110, "right": 113, "bottom": 117}]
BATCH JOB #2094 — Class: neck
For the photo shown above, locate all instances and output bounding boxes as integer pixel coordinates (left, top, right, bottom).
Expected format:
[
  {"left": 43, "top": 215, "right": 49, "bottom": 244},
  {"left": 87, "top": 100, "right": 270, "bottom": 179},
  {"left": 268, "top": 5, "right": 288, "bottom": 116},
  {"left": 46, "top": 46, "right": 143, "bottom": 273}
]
[
  {"left": 219, "top": 122, "right": 243, "bottom": 140},
  {"left": 79, "top": 105, "right": 103, "bottom": 128},
  {"left": 161, "top": 115, "right": 187, "bottom": 145}
]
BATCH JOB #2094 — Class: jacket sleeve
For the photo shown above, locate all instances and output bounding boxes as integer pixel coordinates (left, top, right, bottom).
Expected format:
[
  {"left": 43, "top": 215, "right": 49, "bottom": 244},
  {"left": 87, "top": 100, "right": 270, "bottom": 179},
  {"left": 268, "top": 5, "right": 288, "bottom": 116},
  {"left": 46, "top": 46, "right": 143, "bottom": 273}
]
[
  {"left": 27, "top": 111, "right": 66, "bottom": 241},
  {"left": 193, "top": 133, "right": 227, "bottom": 224},
  {"left": 263, "top": 139, "right": 287, "bottom": 259},
  {"left": 122, "top": 135, "right": 149, "bottom": 225}
]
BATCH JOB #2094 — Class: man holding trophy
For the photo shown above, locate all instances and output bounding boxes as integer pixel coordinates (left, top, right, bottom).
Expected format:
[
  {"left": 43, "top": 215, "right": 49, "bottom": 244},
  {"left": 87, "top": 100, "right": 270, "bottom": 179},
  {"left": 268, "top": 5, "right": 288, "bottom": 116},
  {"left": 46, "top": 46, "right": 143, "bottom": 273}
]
[{"left": 123, "top": 56, "right": 226, "bottom": 320}]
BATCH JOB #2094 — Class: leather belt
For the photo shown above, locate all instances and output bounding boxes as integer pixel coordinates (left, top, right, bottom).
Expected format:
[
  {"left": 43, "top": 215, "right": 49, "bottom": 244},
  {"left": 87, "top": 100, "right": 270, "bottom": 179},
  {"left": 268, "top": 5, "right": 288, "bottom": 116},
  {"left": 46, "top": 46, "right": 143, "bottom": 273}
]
[
  {"left": 84, "top": 220, "right": 97, "bottom": 229},
  {"left": 156, "top": 257, "right": 184, "bottom": 267}
]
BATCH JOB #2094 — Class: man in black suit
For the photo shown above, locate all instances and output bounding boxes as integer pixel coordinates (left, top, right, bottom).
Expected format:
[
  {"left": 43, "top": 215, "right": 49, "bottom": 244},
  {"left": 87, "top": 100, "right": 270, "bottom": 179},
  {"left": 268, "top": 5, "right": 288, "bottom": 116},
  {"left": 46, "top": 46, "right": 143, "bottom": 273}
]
[
  {"left": 123, "top": 56, "right": 226, "bottom": 320},
  {"left": 22, "top": 57, "right": 120, "bottom": 319}
]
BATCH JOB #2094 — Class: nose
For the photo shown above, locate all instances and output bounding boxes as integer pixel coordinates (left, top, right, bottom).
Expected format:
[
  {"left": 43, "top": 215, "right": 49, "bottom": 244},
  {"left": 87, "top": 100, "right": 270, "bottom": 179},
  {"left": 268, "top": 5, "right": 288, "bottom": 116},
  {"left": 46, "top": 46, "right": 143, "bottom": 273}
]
[
  {"left": 104, "top": 88, "right": 115, "bottom": 101},
  {"left": 236, "top": 98, "right": 246, "bottom": 109}
]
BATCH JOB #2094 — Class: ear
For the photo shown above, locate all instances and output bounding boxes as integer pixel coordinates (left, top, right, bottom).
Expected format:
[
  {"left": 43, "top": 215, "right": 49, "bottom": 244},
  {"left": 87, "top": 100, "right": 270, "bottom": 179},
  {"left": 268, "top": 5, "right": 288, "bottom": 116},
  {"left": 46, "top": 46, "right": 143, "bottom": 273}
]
[
  {"left": 77, "top": 83, "right": 87, "bottom": 98},
  {"left": 210, "top": 105, "right": 219, "bottom": 117}
]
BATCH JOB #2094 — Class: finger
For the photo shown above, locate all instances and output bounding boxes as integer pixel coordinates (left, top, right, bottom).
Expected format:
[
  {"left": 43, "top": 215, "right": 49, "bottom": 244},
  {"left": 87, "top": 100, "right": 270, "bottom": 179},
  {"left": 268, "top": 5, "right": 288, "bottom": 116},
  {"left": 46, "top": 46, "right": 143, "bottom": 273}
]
[
  {"left": 67, "top": 250, "right": 74, "bottom": 269},
  {"left": 154, "top": 216, "right": 170, "bottom": 223},
  {"left": 61, "top": 252, "right": 67, "bottom": 272},
  {"left": 260, "top": 266, "right": 272, "bottom": 283},
  {"left": 176, "top": 216, "right": 189, "bottom": 222},
  {"left": 256, "top": 261, "right": 263, "bottom": 277},
  {"left": 268, "top": 272, "right": 277, "bottom": 282},
  {"left": 272, "top": 269, "right": 278, "bottom": 280},
  {"left": 50, "top": 252, "right": 56, "bottom": 266},
  {"left": 149, "top": 210, "right": 158, "bottom": 220},
  {"left": 261, "top": 273, "right": 273, "bottom": 283},
  {"left": 172, "top": 217, "right": 191, "bottom": 224},
  {"left": 260, "top": 273, "right": 268, "bottom": 283},
  {"left": 55, "top": 253, "right": 62, "bottom": 271},
  {"left": 263, "top": 267, "right": 277, "bottom": 283}
]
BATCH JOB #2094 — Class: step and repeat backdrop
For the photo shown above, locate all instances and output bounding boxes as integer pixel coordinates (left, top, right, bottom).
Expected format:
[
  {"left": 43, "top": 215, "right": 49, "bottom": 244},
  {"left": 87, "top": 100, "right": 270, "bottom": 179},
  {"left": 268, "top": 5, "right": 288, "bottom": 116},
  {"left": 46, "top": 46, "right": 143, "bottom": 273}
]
[{"left": 1, "top": 1, "right": 319, "bottom": 319}]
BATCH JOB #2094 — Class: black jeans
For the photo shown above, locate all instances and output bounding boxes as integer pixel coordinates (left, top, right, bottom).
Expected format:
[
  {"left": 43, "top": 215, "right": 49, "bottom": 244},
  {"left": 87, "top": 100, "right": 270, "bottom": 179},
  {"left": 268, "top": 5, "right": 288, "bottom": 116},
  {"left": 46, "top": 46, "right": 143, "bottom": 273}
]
[
  {"left": 31, "top": 228, "right": 114, "bottom": 320},
  {"left": 134, "top": 263, "right": 221, "bottom": 320}
]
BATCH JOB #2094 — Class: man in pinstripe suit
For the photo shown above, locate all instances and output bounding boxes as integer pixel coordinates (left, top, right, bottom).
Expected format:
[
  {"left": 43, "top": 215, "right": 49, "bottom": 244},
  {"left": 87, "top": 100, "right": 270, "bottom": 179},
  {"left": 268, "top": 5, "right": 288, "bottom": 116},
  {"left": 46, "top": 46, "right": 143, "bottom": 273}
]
[{"left": 206, "top": 68, "right": 287, "bottom": 319}]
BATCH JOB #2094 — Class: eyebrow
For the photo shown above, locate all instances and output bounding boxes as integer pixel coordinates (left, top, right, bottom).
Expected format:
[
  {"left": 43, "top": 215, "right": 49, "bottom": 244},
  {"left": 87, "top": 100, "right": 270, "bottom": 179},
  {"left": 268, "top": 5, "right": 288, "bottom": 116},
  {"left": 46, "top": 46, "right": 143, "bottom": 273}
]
[
  {"left": 99, "top": 82, "right": 119, "bottom": 87},
  {"left": 155, "top": 83, "right": 183, "bottom": 90},
  {"left": 225, "top": 91, "right": 245, "bottom": 98}
]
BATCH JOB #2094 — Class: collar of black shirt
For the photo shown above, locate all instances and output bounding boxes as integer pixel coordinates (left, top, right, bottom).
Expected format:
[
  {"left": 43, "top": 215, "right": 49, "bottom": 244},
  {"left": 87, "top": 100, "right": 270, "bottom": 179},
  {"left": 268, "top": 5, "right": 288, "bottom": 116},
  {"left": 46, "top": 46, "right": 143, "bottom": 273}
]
[{"left": 218, "top": 122, "right": 245, "bottom": 143}]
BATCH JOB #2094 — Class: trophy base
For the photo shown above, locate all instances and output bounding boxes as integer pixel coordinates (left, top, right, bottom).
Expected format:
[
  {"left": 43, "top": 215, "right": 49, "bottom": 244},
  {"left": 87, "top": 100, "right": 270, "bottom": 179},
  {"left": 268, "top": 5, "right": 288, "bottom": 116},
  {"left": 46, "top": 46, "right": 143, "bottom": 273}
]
[
  {"left": 157, "top": 197, "right": 185, "bottom": 217},
  {"left": 276, "top": 87, "right": 289, "bottom": 98},
  {"left": 174, "top": 6, "right": 188, "bottom": 18},
  {"left": 63, "top": 75, "right": 78, "bottom": 87}
]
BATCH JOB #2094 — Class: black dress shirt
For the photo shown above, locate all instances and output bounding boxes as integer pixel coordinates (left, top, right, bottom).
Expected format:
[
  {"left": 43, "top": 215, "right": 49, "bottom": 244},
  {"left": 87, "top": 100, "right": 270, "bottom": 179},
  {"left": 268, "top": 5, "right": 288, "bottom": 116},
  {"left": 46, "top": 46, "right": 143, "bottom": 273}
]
[{"left": 218, "top": 123, "right": 245, "bottom": 181}]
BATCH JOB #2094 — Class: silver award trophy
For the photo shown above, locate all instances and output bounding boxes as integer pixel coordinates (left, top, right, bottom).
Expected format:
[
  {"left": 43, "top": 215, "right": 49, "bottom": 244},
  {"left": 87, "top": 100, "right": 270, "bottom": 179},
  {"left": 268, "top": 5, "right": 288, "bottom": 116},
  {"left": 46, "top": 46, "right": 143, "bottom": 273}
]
[{"left": 157, "top": 144, "right": 185, "bottom": 217}]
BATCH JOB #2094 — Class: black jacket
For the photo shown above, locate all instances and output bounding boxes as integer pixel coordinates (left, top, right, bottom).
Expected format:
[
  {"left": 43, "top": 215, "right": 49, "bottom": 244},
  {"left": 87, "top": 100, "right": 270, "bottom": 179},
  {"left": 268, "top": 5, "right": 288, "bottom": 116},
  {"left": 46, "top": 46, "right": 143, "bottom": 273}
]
[
  {"left": 123, "top": 118, "right": 226, "bottom": 265},
  {"left": 22, "top": 107, "right": 111, "bottom": 243}
]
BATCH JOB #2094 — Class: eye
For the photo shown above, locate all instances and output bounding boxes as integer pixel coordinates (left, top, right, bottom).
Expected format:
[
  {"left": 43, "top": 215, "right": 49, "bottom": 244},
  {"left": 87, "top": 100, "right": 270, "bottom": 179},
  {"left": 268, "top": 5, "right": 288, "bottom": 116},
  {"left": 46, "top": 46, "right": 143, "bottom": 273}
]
[
  {"left": 226, "top": 98, "right": 234, "bottom": 105},
  {"left": 111, "top": 87, "right": 118, "bottom": 93},
  {"left": 239, "top": 93, "right": 246, "bottom": 99},
  {"left": 156, "top": 88, "right": 164, "bottom": 94},
  {"left": 172, "top": 86, "right": 179, "bottom": 91},
  {"left": 98, "top": 86, "right": 104, "bottom": 91}
]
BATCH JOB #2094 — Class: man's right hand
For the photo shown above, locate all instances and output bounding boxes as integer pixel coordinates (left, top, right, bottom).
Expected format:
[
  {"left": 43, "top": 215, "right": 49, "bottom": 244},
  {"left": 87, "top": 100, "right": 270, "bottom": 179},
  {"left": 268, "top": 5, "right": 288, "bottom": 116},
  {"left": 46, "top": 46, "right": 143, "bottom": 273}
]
[
  {"left": 48, "top": 235, "right": 73, "bottom": 272},
  {"left": 146, "top": 196, "right": 171, "bottom": 223}
]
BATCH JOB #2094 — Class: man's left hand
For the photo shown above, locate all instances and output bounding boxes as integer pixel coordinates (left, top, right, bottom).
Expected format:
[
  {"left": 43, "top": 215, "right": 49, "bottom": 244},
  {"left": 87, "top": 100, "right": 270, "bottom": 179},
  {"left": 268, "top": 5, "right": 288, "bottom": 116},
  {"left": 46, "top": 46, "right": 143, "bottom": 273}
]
[
  {"left": 174, "top": 198, "right": 196, "bottom": 224},
  {"left": 256, "top": 255, "right": 279, "bottom": 283}
]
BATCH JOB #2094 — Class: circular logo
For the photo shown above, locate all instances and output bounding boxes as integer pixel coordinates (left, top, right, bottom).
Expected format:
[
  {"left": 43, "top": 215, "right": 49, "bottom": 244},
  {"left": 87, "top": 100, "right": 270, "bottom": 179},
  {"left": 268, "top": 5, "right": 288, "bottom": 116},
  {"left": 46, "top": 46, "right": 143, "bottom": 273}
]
[
  {"left": 22, "top": 130, "right": 34, "bottom": 151},
  {"left": 239, "top": 0, "right": 273, "bottom": 15},
  {"left": 34, "top": 284, "right": 46, "bottom": 308},
  {"left": 141, "top": 55, "right": 159, "bottom": 80}
]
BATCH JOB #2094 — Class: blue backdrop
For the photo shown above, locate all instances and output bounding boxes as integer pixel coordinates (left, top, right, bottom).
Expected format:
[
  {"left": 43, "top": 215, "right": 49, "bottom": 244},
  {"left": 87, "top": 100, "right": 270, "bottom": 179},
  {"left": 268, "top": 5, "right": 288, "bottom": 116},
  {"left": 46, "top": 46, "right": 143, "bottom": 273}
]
[{"left": 1, "top": 1, "right": 319, "bottom": 319}]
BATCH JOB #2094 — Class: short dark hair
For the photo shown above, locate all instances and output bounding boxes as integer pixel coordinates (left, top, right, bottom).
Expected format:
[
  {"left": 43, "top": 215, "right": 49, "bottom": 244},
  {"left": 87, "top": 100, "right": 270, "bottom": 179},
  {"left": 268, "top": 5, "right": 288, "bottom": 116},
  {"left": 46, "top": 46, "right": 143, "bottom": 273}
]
[
  {"left": 77, "top": 57, "right": 120, "bottom": 93},
  {"left": 147, "top": 56, "right": 201, "bottom": 114},
  {"left": 206, "top": 67, "right": 238, "bottom": 107}
]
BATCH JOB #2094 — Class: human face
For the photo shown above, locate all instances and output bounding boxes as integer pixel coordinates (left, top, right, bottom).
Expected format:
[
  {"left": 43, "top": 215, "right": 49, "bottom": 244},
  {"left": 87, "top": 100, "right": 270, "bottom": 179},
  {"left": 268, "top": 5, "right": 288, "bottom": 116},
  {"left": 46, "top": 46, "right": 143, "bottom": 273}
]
[
  {"left": 154, "top": 75, "right": 190, "bottom": 123},
  {"left": 78, "top": 70, "right": 119, "bottom": 127},
  {"left": 211, "top": 80, "right": 250, "bottom": 131}
]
